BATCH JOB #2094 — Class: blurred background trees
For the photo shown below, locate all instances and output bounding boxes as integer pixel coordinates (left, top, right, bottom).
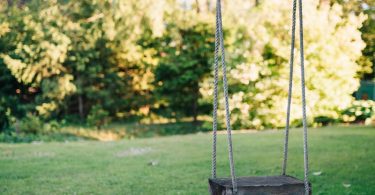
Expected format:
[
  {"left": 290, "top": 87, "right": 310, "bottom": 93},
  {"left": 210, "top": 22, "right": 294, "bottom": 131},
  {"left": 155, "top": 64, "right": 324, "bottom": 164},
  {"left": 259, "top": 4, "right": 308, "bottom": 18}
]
[
  {"left": 0, "top": 0, "right": 374, "bottom": 136},
  {"left": 207, "top": 0, "right": 367, "bottom": 129},
  {"left": 154, "top": 9, "right": 215, "bottom": 124}
]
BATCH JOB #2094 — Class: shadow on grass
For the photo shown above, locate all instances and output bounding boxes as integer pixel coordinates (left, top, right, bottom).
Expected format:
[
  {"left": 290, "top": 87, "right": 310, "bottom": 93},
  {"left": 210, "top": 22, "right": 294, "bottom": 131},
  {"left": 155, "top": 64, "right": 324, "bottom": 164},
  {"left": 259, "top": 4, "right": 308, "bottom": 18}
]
[{"left": 0, "top": 121, "right": 211, "bottom": 143}]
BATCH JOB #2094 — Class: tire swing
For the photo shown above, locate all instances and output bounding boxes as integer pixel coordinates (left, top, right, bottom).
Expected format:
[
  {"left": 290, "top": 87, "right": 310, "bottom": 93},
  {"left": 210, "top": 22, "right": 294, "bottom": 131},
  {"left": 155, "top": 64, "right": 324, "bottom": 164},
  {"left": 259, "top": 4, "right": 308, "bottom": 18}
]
[{"left": 208, "top": 0, "right": 311, "bottom": 194}]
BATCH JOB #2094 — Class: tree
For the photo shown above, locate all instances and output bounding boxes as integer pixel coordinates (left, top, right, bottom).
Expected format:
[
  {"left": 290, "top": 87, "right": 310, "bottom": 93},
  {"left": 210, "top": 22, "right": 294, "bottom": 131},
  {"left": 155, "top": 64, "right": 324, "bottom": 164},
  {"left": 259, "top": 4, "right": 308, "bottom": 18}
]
[
  {"left": 155, "top": 23, "right": 214, "bottom": 123},
  {"left": 327, "top": 0, "right": 374, "bottom": 80},
  {"left": 154, "top": 4, "right": 215, "bottom": 123},
  {"left": 0, "top": 0, "right": 164, "bottom": 126},
  {"left": 0, "top": 0, "right": 370, "bottom": 132},
  {"left": 200, "top": 0, "right": 367, "bottom": 129},
  {"left": 1, "top": 1, "right": 76, "bottom": 120}
]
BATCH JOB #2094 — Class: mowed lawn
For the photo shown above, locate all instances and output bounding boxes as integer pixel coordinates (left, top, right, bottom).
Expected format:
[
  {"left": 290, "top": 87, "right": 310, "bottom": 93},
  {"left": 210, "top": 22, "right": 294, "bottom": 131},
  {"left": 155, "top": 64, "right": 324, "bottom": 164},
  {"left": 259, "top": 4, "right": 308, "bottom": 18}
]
[{"left": 0, "top": 126, "right": 374, "bottom": 195}]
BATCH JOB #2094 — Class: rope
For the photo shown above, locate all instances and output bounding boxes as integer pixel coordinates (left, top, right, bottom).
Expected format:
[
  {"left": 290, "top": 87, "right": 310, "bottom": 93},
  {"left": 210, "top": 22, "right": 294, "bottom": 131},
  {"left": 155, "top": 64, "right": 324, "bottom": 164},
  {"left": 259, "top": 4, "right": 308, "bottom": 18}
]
[
  {"left": 298, "top": 0, "right": 310, "bottom": 193},
  {"left": 211, "top": 0, "right": 220, "bottom": 179},
  {"left": 282, "top": 0, "right": 310, "bottom": 194},
  {"left": 212, "top": 0, "right": 309, "bottom": 194},
  {"left": 282, "top": 0, "right": 297, "bottom": 176},
  {"left": 211, "top": 0, "right": 237, "bottom": 193}
]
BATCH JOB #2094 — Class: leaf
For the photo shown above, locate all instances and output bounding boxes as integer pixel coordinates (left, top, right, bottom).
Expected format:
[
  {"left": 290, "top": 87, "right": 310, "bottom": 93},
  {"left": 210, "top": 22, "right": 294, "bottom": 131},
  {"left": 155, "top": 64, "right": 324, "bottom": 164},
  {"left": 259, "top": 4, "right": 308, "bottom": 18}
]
[{"left": 313, "top": 171, "right": 322, "bottom": 176}]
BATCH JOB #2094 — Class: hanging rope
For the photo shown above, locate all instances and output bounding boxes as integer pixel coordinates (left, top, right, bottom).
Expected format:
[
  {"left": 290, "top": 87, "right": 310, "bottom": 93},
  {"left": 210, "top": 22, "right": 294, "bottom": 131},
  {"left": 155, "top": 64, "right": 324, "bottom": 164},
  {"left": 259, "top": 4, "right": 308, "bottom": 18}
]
[
  {"left": 298, "top": 0, "right": 310, "bottom": 193},
  {"left": 211, "top": 0, "right": 237, "bottom": 193},
  {"left": 212, "top": 0, "right": 309, "bottom": 194},
  {"left": 282, "top": 0, "right": 297, "bottom": 176},
  {"left": 211, "top": 0, "right": 220, "bottom": 179},
  {"left": 282, "top": 0, "right": 310, "bottom": 194}
]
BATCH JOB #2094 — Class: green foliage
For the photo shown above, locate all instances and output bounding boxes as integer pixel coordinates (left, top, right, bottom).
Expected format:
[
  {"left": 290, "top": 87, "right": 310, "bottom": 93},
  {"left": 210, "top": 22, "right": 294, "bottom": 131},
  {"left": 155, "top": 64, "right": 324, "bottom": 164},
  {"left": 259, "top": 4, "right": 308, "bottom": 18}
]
[
  {"left": 58, "top": 0, "right": 163, "bottom": 120},
  {"left": 0, "top": 0, "right": 75, "bottom": 122},
  {"left": 341, "top": 100, "right": 375, "bottom": 123},
  {"left": 360, "top": 6, "right": 375, "bottom": 80},
  {"left": 0, "top": 0, "right": 163, "bottom": 128},
  {"left": 0, "top": 102, "right": 11, "bottom": 130},
  {"left": 0, "top": 4, "right": 31, "bottom": 130},
  {"left": 87, "top": 105, "right": 110, "bottom": 129},
  {"left": 200, "top": 0, "right": 367, "bottom": 129},
  {"left": 17, "top": 114, "right": 43, "bottom": 134},
  {"left": 330, "top": 0, "right": 374, "bottom": 80},
  {"left": 313, "top": 116, "right": 339, "bottom": 127},
  {"left": 0, "top": 131, "right": 81, "bottom": 143},
  {"left": 0, "top": 0, "right": 372, "bottom": 134},
  {"left": 313, "top": 99, "right": 375, "bottom": 126},
  {"left": 154, "top": 20, "right": 214, "bottom": 121},
  {"left": 16, "top": 113, "right": 60, "bottom": 134},
  {"left": 2, "top": 3, "right": 75, "bottom": 114}
]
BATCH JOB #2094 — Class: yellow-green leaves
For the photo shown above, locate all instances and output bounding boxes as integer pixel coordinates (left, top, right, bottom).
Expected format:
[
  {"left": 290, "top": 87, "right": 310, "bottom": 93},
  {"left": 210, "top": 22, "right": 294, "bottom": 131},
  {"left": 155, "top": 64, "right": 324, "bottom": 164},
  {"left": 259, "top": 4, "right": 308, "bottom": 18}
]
[{"left": 204, "top": 0, "right": 367, "bottom": 129}]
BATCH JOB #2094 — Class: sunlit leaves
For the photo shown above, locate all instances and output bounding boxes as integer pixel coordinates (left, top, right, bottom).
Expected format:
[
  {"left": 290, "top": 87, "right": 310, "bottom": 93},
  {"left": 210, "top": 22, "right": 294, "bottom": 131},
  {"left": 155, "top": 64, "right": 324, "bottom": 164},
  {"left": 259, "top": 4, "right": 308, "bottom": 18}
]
[{"left": 202, "top": 0, "right": 367, "bottom": 129}]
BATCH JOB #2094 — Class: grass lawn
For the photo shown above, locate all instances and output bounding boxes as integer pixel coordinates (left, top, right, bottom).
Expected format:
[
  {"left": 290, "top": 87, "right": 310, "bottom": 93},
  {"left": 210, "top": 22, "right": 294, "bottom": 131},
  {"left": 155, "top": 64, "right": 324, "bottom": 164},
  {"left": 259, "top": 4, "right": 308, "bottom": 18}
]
[{"left": 0, "top": 125, "right": 374, "bottom": 194}]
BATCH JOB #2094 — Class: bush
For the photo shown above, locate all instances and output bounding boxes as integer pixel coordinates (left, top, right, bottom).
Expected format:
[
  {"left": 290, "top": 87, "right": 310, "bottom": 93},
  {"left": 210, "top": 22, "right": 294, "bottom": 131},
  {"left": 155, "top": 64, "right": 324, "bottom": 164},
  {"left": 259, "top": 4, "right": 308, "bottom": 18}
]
[
  {"left": 17, "top": 113, "right": 44, "bottom": 134},
  {"left": 314, "top": 116, "right": 338, "bottom": 126},
  {"left": 0, "top": 131, "right": 82, "bottom": 143},
  {"left": 87, "top": 105, "right": 110, "bottom": 129},
  {"left": 43, "top": 120, "right": 61, "bottom": 133},
  {"left": 341, "top": 100, "right": 375, "bottom": 123},
  {"left": 11, "top": 113, "right": 61, "bottom": 135}
]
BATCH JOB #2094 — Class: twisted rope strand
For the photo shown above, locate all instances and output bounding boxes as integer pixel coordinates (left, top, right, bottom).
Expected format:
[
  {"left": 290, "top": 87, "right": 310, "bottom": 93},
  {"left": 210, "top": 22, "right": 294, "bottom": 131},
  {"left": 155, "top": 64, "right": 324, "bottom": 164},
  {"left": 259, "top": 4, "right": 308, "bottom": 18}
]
[
  {"left": 282, "top": 0, "right": 310, "bottom": 193},
  {"left": 297, "top": 0, "right": 310, "bottom": 193},
  {"left": 211, "top": 0, "right": 221, "bottom": 179},
  {"left": 212, "top": 1, "right": 309, "bottom": 194},
  {"left": 217, "top": 0, "right": 237, "bottom": 192},
  {"left": 211, "top": 0, "right": 237, "bottom": 193},
  {"left": 282, "top": 0, "right": 297, "bottom": 176}
]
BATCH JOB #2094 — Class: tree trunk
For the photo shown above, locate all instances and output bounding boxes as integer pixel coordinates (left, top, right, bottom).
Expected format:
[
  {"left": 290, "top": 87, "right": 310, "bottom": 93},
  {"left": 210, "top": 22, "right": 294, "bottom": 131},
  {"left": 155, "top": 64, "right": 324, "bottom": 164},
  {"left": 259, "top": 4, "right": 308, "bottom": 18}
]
[
  {"left": 192, "top": 85, "right": 199, "bottom": 126},
  {"left": 255, "top": 0, "right": 260, "bottom": 6},
  {"left": 78, "top": 94, "right": 84, "bottom": 121},
  {"left": 76, "top": 75, "right": 84, "bottom": 121},
  {"left": 192, "top": 99, "right": 198, "bottom": 125},
  {"left": 195, "top": 0, "right": 201, "bottom": 13}
]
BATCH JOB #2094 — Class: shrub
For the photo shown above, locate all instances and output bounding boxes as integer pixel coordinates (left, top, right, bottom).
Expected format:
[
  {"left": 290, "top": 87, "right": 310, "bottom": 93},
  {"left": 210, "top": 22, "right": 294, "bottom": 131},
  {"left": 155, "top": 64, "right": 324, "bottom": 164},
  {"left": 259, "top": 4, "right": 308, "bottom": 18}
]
[
  {"left": 43, "top": 120, "right": 61, "bottom": 133},
  {"left": 87, "top": 105, "right": 110, "bottom": 129},
  {"left": 12, "top": 113, "right": 61, "bottom": 135},
  {"left": 17, "top": 113, "right": 44, "bottom": 134},
  {"left": 0, "top": 105, "right": 10, "bottom": 131},
  {"left": 314, "top": 116, "right": 338, "bottom": 127},
  {"left": 0, "top": 131, "right": 82, "bottom": 143},
  {"left": 341, "top": 100, "right": 375, "bottom": 123}
]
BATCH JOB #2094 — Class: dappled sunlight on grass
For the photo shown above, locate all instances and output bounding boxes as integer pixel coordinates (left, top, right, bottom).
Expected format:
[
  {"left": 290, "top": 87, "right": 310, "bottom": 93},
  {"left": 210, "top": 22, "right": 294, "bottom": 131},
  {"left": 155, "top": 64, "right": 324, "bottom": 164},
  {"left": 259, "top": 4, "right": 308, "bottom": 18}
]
[
  {"left": 61, "top": 121, "right": 210, "bottom": 141},
  {"left": 63, "top": 127, "right": 125, "bottom": 141}
]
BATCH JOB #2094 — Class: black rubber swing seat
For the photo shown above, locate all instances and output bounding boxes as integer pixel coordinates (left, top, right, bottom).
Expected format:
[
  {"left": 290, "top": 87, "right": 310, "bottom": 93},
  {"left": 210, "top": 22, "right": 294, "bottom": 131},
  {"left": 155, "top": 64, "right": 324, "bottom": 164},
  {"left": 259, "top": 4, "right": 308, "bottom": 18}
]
[{"left": 209, "top": 175, "right": 311, "bottom": 195}]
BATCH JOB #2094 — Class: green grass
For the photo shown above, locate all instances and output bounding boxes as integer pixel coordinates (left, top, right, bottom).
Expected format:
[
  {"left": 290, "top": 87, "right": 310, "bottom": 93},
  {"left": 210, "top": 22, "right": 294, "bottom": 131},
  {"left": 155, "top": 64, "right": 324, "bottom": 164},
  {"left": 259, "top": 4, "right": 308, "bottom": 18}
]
[{"left": 0, "top": 125, "right": 374, "bottom": 194}]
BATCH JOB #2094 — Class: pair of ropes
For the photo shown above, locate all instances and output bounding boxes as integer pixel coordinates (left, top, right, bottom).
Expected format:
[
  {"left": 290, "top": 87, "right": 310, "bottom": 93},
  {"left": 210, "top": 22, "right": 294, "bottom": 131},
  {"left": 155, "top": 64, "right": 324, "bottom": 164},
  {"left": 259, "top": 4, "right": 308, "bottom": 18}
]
[{"left": 211, "top": 0, "right": 310, "bottom": 194}]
